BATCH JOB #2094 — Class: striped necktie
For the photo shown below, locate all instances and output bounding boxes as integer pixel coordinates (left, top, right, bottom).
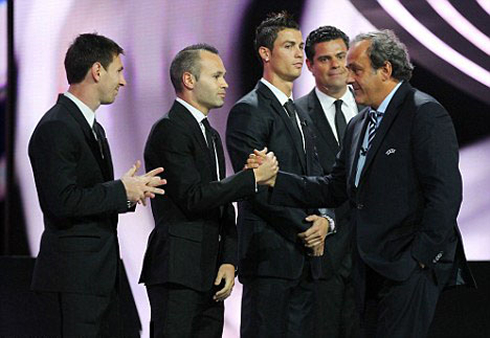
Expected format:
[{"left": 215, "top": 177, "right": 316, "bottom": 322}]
[{"left": 367, "top": 109, "right": 383, "bottom": 150}]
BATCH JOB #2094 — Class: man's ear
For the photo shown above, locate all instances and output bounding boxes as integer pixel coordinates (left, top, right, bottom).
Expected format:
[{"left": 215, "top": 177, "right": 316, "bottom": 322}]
[
  {"left": 91, "top": 62, "right": 103, "bottom": 82},
  {"left": 306, "top": 58, "right": 314, "bottom": 72},
  {"left": 258, "top": 46, "right": 271, "bottom": 63},
  {"left": 380, "top": 61, "right": 393, "bottom": 81},
  {"left": 182, "top": 71, "right": 195, "bottom": 90}
]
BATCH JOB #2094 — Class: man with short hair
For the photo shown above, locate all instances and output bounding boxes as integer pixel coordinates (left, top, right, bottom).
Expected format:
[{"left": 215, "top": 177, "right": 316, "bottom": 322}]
[
  {"left": 29, "top": 33, "right": 166, "bottom": 337},
  {"left": 256, "top": 30, "right": 475, "bottom": 337},
  {"left": 226, "top": 12, "right": 330, "bottom": 337},
  {"left": 297, "top": 25, "right": 361, "bottom": 337},
  {"left": 140, "top": 44, "right": 276, "bottom": 338}
]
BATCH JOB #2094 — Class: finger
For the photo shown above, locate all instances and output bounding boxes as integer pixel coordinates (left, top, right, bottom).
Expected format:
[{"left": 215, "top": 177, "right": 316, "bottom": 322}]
[
  {"left": 305, "top": 215, "right": 319, "bottom": 222},
  {"left": 253, "top": 148, "right": 267, "bottom": 157},
  {"left": 123, "top": 163, "right": 138, "bottom": 178},
  {"left": 305, "top": 239, "right": 323, "bottom": 248},
  {"left": 214, "top": 285, "right": 232, "bottom": 301},
  {"left": 144, "top": 167, "right": 164, "bottom": 177},
  {"left": 147, "top": 177, "right": 167, "bottom": 187},
  {"left": 214, "top": 270, "right": 224, "bottom": 285}
]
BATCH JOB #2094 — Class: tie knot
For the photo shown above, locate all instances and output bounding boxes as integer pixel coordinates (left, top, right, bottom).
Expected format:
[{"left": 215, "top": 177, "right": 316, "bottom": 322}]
[
  {"left": 284, "top": 99, "right": 296, "bottom": 118},
  {"left": 202, "top": 118, "right": 212, "bottom": 130},
  {"left": 92, "top": 121, "right": 104, "bottom": 139},
  {"left": 334, "top": 100, "right": 343, "bottom": 109},
  {"left": 369, "top": 109, "right": 383, "bottom": 118}
]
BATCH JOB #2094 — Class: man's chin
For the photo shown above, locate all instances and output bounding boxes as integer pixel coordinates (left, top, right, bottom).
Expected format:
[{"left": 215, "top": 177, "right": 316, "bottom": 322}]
[{"left": 100, "top": 98, "right": 116, "bottom": 105}]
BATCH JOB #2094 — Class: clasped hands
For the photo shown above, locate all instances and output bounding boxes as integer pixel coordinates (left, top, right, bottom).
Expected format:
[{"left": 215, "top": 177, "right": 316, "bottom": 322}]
[
  {"left": 121, "top": 160, "right": 166, "bottom": 206},
  {"left": 245, "top": 148, "right": 328, "bottom": 256},
  {"left": 246, "top": 147, "right": 279, "bottom": 186}
]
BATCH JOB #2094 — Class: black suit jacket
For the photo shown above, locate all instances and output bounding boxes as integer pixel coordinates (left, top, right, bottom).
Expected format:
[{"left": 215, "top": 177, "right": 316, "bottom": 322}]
[
  {"left": 296, "top": 89, "right": 361, "bottom": 279},
  {"left": 29, "top": 94, "right": 129, "bottom": 296},
  {"left": 226, "top": 81, "right": 323, "bottom": 281},
  {"left": 272, "top": 82, "right": 475, "bottom": 288},
  {"left": 139, "top": 101, "right": 255, "bottom": 292}
]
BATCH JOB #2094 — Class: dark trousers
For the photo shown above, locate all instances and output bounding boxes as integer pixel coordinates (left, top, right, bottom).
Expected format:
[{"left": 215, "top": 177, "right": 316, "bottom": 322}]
[
  {"left": 56, "top": 289, "right": 120, "bottom": 338},
  {"left": 361, "top": 264, "right": 443, "bottom": 338},
  {"left": 240, "top": 263, "right": 316, "bottom": 338},
  {"left": 315, "top": 255, "right": 360, "bottom": 338},
  {"left": 147, "top": 283, "right": 224, "bottom": 338}
]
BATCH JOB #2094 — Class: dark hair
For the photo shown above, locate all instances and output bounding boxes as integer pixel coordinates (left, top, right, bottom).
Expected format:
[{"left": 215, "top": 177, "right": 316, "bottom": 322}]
[
  {"left": 254, "top": 11, "right": 299, "bottom": 61},
  {"left": 169, "top": 43, "right": 219, "bottom": 93},
  {"left": 305, "top": 26, "right": 349, "bottom": 63},
  {"left": 64, "top": 33, "right": 124, "bottom": 84},
  {"left": 352, "top": 30, "right": 413, "bottom": 81}
]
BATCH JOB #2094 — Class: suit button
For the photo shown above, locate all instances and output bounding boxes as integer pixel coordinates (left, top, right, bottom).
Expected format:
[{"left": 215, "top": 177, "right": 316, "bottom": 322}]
[
  {"left": 357, "top": 204, "right": 364, "bottom": 210},
  {"left": 218, "top": 235, "right": 222, "bottom": 242}
]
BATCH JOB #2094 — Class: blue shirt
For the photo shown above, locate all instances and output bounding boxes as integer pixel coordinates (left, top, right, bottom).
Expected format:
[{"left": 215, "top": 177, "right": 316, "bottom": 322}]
[{"left": 354, "top": 81, "right": 403, "bottom": 186}]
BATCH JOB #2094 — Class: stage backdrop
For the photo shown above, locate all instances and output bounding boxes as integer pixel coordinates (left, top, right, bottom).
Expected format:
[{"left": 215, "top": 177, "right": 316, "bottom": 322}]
[{"left": 13, "top": 1, "right": 489, "bottom": 337}]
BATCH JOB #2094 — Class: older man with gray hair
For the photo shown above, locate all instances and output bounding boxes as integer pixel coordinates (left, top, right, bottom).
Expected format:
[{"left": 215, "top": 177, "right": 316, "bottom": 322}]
[{"left": 254, "top": 29, "right": 476, "bottom": 337}]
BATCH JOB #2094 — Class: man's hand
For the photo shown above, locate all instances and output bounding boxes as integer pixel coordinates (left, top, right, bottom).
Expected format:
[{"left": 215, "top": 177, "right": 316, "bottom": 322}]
[
  {"left": 213, "top": 264, "right": 235, "bottom": 302},
  {"left": 121, "top": 160, "right": 166, "bottom": 206},
  {"left": 311, "top": 243, "right": 325, "bottom": 257},
  {"left": 245, "top": 148, "right": 279, "bottom": 187},
  {"left": 253, "top": 150, "right": 279, "bottom": 187},
  {"left": 244, "top": 147, "right": 267, "bottom": 169},
  {"left": 298, "top": 215, "right": 330, "bottom": 257}
]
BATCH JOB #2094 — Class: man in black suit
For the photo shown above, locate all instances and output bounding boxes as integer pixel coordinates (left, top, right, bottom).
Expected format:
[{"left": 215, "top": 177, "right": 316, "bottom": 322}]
[
  {"left": 226, "top": 12, "right": 331, "bottom": 337},
  {"left": 296, "top": 26, "right": 361, "bottom": 338},
  {"left": 254, "top": 30, "right": 475, "bottom": 337},
  {"left": 28, "top": 33, "right": 166, "bottom": 337},
  {"left": 140, "top": 44, "right": 276, "bottom": 338}
]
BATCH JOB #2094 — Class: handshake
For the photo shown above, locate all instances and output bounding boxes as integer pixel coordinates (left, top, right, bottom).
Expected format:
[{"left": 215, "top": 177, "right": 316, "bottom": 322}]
[
  {"left": 245, "top": 148, "right": 328, "bottom": 257},
  {"left": 246, "top": 147, "right": 280, "bottom": 187}
]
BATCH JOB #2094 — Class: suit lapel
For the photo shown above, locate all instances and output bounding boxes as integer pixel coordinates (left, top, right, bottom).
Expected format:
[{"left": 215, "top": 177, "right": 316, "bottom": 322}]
[
  {"left": 256, "top": 82, "right": 307, "bottom": 173},
  {"left": 349, "top": 109, "right": 369, "bottom": 186},
  {"left": 214, "top": 131, "right": 226, "bottom": 179},
  {"left": 358, "top": 82, "right": 412, "bottom": 184},
  {"left": 58, "top": 95, "right": 112, "bottom": 181},
  {"left": 308, "top": 90, "right": 340, "bottom": 155},
  {"left": 170, "top": 101, "right": 217, "bottom": 177}
]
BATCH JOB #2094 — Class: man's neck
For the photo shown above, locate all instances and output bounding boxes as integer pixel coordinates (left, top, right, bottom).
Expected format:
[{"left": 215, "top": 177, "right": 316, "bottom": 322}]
[
  {"left": 263, "top": 72, "right": 294, "bottom": 98},
  {"left": 371, "top": 80, "right": 399, "bottom": 110},
  {"left": 68, "top": 85, "right": 100, "bottom": 112},
  {"left": 316, "top": 84, "right": 347, "bottom": 100},
  {"left": 176, "top": 93, "right": 209, "bottom": 116}
]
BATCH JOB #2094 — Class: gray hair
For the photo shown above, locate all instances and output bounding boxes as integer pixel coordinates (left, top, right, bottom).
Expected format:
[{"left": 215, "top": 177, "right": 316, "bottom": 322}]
[
  {"left": 352, "top": 30, "right": 413, "bottom": 81},
  {"left": 170, "top": 43, "right": 219, "bottom": 93}
]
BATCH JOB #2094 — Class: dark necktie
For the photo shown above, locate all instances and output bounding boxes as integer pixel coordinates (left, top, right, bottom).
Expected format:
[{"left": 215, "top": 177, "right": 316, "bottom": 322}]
[
  {"left": 367, "top": 109, "right": 384, "bottom": 150},
  {"left": 92, "top": 120, "right": 105, "bottom": 159},
  {"left": 334, "top": 100, "right": 347, "bottom": 145},
  {"left": 283, "top": 99, "right": 305, "bottom": 151},
  {"left": 201, "top": 118, "right": 219, "bottom": 180}
]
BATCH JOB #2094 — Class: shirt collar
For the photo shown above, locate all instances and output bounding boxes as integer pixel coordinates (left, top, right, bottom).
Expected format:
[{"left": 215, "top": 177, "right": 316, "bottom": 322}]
[
  {"left": 176, "top": 97, "right": 207, "bottom": 124},
  {"left": 260, "top": 78, "right": 292, "bottom": 106},
  {"left": 376, "top": 81, "right": 403, "bottom": 114},
  {"left": 315, "top": 85, "right": 356, "bottom": 109},
  {"left": 64, "top": 92, "right": 95, "bottom": 128}
]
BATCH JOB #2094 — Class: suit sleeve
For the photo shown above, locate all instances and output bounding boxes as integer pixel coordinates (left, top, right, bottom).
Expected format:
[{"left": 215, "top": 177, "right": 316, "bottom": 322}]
[
  {"left": 410, "top": 102, "right": 462, "bottom": 268},
  {"left": 271, "top": 143, "right": 349, "bottom": 209},
  {"left": 220, "top": 203, "right": 238, "bottom": 266},
  {"left": 28, "top": 120, "right": 128, "bottom": 219},
  {"left": 226, "top": 102, "right": 329, "bottom": 239},
  {"left": 144, "top": 119, "right": 255, "bottom": 215}
]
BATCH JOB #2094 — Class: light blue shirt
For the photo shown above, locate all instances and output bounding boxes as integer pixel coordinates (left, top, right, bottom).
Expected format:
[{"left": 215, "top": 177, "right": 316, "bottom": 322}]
[{"left": 354, "top": 81, "right": 403, "bottom": 186}]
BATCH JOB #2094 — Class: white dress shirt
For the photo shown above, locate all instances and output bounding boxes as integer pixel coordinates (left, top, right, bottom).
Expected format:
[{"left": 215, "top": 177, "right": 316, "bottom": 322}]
[
  {"left": 315, "top": 86, "right": 358, "bottom": 143},
  {"left": 260, "top": 78, "right": 306, "bottom": 150},
  {"left": 176, "top": 97, "right": 220, "bottom": 180}
]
